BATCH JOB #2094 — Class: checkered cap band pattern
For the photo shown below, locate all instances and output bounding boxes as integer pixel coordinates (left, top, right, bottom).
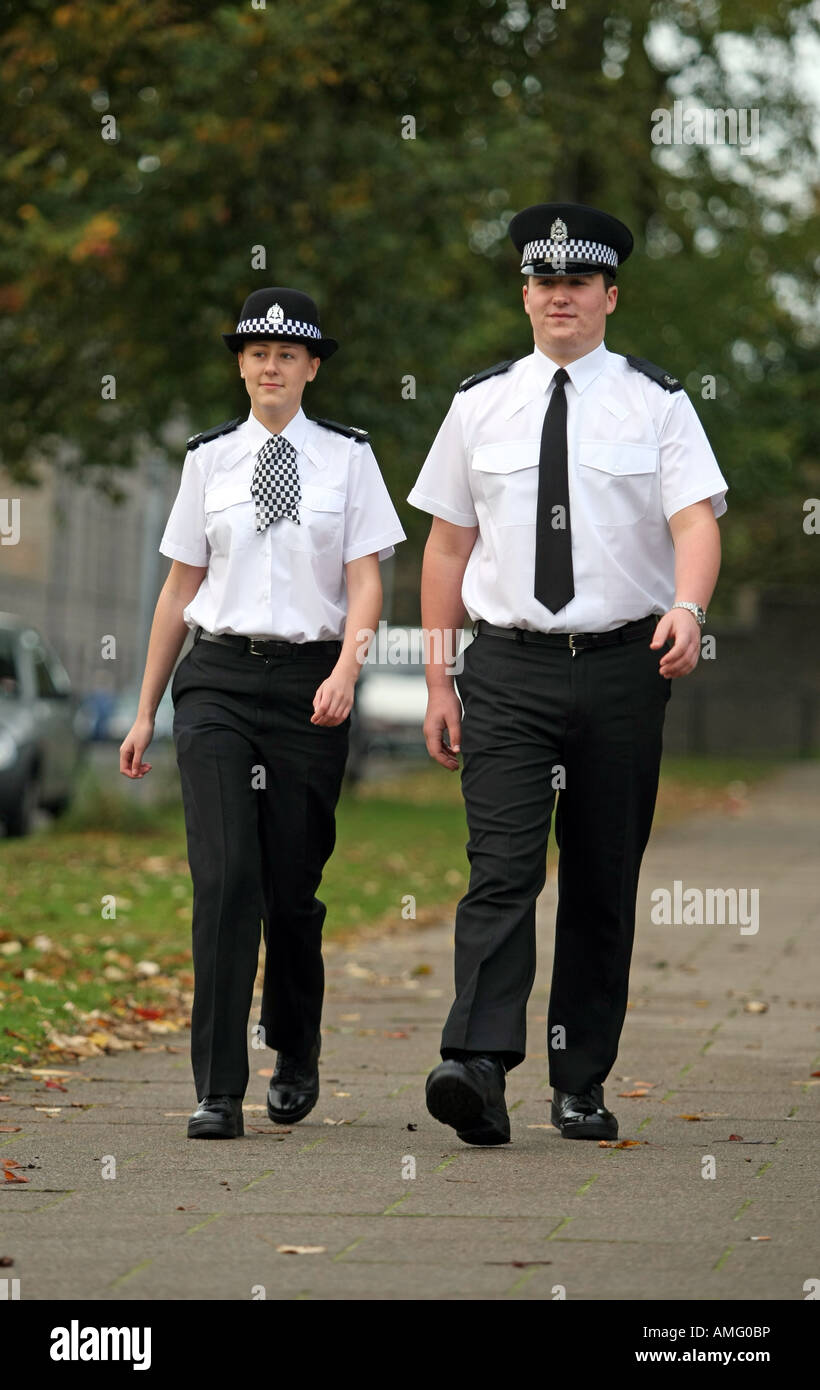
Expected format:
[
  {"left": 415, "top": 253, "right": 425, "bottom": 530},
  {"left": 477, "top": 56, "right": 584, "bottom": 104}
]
[
  {"left": 251, "top": 436, "right": 301, "bottom": 531},
  {"left": 521, "top": 238, "right": 618, "bottom": 269},
  {"left": 235, "top": 316, "right": 322, "bottom": 339}
]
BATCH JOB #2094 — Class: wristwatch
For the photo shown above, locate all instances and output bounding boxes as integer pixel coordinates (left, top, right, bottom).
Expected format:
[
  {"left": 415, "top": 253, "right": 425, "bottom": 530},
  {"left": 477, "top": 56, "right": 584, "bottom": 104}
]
[{"left": 672, "top": 601, "right": 706, "bottom": 626}]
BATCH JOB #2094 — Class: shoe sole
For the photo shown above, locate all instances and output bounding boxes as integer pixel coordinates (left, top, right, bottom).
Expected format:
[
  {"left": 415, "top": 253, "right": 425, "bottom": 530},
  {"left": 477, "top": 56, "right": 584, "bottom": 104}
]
[
  {"left": 266, "top": 1091, "right": 319, "bottom": 1125},
  {"left": 456, "top": 1124, "right": 510, "bottom": 1146},
  {"left": 187, "top": 1115, "right": 244, "bottom": 1140}
]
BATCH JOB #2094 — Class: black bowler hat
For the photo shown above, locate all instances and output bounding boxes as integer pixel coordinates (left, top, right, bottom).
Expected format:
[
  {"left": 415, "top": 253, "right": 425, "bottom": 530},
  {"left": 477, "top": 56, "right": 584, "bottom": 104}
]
[
  {"left": 508, "top": 202, "right": 633, "bottom": 278},
  {"left": 222, "top": 287, "right": 338, "bottom": 358}
]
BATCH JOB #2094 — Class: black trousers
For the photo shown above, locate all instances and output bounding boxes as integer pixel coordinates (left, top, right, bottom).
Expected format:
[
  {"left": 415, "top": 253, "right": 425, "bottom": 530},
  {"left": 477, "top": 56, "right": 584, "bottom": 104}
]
[
  {"left": 441, "top": 619, "right": 672, "bottom": 1091},
  {"left": 170, "top": 631, "right": 349, "bottom": 1099}
]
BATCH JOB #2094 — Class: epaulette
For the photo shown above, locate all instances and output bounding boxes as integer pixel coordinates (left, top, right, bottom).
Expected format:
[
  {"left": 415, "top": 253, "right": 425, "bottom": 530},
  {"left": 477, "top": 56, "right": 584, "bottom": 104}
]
[
  {"left": 625, "top": 355, "right": 682, "bottom": 393},
  {"left": 312, "top": 417, "right": 369, "bottom": 442},
  {"left": 457, "top": 359, "right": 515, "bottom": 392},
  {"left": 186, "top": 417, "right": 243, "bottom": 451}
]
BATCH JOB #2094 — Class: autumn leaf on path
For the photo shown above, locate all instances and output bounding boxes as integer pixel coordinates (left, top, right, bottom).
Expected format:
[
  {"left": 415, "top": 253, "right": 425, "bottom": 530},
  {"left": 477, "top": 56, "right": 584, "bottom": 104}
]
[{"left": 276, "top": 1245, "right": 325, "bottom": 1255}]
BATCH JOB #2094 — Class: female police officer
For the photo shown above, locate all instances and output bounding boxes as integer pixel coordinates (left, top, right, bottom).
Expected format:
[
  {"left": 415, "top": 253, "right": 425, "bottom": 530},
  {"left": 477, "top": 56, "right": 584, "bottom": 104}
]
[{"left": 120, "top": 287, "right": 405, "bottom": 1139}]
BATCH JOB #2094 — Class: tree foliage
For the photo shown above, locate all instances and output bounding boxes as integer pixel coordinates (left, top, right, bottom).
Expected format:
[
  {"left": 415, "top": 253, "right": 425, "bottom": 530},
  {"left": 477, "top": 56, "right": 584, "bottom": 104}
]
[{"left": 1, "top": 0, "right": 817, "bottom": 610}]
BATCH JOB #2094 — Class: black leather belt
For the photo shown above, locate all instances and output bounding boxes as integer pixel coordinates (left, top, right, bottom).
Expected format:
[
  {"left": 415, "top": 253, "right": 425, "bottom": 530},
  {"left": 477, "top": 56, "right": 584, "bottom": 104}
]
[
  {"left": 472, "top": 614, "right": 659, "bottom": 653},
  {"left": 194, "top": 626, "right": 342, "bottom": 659}
]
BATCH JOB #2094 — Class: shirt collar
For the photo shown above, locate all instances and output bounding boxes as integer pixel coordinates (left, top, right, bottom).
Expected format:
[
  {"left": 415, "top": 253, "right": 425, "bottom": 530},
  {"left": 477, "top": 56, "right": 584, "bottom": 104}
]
[
  {"left": 502, "top": 341, "right": 608, "bottom": 420},
  {"left": 244, "top": 405, "right": 308, "bottom": 456},
  {"left": 532, "top": 339, "right": 609, "bottom": 395}
]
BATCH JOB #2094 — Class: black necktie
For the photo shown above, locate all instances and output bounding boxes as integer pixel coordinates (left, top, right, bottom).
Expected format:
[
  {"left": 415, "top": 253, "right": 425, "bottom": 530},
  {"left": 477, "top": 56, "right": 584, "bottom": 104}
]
[
  {"left": 250, "top": 435, "right": 301, "bottom": 532},
  {"left": 534, "top": 367, "right": 574, "bottom": 613}
]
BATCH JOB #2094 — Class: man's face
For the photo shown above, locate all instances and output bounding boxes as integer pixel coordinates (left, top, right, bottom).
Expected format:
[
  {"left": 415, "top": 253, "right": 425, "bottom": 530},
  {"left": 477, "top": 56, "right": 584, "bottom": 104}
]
[
  {"left": 522, "top": 273, "right": 617, "bottom": 363},
  {"left": 238, "top": 340, "right": 320, "bottom": 421}
]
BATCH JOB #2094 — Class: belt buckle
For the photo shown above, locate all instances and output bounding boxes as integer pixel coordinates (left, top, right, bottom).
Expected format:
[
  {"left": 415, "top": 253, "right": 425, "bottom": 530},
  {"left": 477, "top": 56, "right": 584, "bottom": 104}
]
[
  {"left": 248, "top": 638, "right": 268, "bottom": 657},
  {"left": 568, "top": 633, "right": 577, "bottom": 657}
]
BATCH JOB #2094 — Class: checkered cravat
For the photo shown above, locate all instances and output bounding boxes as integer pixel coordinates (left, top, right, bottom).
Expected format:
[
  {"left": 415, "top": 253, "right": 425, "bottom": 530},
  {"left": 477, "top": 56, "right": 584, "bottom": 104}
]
[{"left": 251, "top": 434, "right": 301, "bottom": 531}]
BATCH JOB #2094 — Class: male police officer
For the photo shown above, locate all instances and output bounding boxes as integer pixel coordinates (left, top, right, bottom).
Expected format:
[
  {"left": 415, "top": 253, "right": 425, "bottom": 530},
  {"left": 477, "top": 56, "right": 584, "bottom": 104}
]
[{"left": 408, "top": 203, "right": 727, "bottom": 1146}]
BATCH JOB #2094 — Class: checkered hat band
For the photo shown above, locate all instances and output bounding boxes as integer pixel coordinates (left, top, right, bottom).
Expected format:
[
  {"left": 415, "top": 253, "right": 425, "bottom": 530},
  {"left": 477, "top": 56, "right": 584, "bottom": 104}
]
[
  {"left": 522, "top": 239, "right": 618, "bottom": 269},
  {"left": 235, "top": 316, "right": 322, "bottom": 339}
]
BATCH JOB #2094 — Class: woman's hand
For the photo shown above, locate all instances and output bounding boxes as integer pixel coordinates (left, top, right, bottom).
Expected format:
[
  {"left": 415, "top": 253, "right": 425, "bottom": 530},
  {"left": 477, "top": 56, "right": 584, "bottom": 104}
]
[
  {"left": 311, "top": 668, "right": 356, "bottom": 727},
  {"left": 119, "top": 715, "right": 156, "bottom": 777}
]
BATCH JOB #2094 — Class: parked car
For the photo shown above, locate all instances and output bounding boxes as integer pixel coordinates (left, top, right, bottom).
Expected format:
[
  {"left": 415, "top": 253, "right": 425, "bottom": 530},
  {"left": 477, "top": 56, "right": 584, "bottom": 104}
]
[
  {"left": 346, "top": 625, "right": 473, "bottom": 781},
  {"left": 0, "top": 614, "right": 85, "bottom": 837}
]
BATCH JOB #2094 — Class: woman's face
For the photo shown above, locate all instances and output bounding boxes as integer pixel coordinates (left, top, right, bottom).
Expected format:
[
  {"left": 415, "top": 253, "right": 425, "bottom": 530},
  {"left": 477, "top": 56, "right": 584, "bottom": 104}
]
[{"left": 238, "top": 340, "right": 320, "bottom": 422}]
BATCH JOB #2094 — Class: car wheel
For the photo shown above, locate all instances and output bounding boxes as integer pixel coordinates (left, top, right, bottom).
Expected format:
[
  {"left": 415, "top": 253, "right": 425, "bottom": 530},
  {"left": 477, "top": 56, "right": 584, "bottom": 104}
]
[{"left": 5, "top": 769, "right": 42, "bottom": 838}]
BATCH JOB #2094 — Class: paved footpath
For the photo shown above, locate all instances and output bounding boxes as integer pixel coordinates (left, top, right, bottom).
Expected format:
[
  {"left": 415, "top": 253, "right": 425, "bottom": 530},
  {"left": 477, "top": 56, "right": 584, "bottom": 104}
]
[{"left": 1, "top": 763, "right": 817, "bottom": 1301}]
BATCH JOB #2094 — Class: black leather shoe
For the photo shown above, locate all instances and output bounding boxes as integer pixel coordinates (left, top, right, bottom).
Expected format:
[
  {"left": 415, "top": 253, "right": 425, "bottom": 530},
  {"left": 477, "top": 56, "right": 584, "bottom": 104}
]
[
  {"left": 551, "top": 1084, "right": 618, "bottom": 1140},
  {"left": 425, "top": 1055, "right": 510, "bottom": 1145},
  {"left": 267, "top": 1036, "right": 320, "bottom": 1124},
  {"left": 187, "top": 1095, "right": 244, "bottom": 1140}
]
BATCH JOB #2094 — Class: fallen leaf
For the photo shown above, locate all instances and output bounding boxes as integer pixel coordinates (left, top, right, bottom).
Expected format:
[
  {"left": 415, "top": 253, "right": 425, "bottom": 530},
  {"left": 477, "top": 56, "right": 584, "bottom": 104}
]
[
  {"left": 45, "top": 1080, "right": 68, "bottom": 1092},
  {"left": 34, "top": 1107, "right": 62, "bottom": 1116},
  {"left": 133, "top": 1006, "right": 164, "bottom": 1020},
  {"left": 599, "top": 1139, "right": 647, "bottom": 1149},
  {"left": 3, "top": 1170, "right": 28, "bottom": 1183},
  {"left": 322, "top": 1117, "right": 349, "bottom": 1125},
  {"left": 28, "top": 1069, "right": 71, "bottom": 1078},
  {"left": 678, "top": 1114, "right": 703, "bottom": 1121},
  {"left": 484, "top": 1259, "right": 552, "bottom": 1267},
  {"left": 249, "top": 1127, "right": 292, "bottom": 1135},
  {"left": 729, "top": 1133, "right": 744, "bottom": 1141},
  {"left": 0, "top": 1126, "right": 22, "bottom": 1133},
  {"left": 749, "top": 1235, "right": 771, "bottom": 1242},
  {"left": 256, "top": 1069, "right": 273, "bottom": 1078},
  {"left": 276, "top": 1245, "right": 325, "bottom": 1255},
  {"left": 332, "top": 1091, "right": 351, "bottom": 1097},
  {"left": 0, "top": 1095, "right": 12, "bottom": 1102},
  {"left": 383, "top": 1031, "right": 409, "bottom": 1039},
  {"left": 811, "top": 1071, "right": 820, "bottom": 1078},
  {"left": 0, "top": 1256, "right": 13, "bottom": 1266},
  {"left": 744, "top": 1000, "right": 768, "bottom": 1014},
  {"left": 618, "top": 1090, "right": 651, "bottom": 1098},
  {"left": 526, "top": 1123, "right": 555, "bottom": 1129}
]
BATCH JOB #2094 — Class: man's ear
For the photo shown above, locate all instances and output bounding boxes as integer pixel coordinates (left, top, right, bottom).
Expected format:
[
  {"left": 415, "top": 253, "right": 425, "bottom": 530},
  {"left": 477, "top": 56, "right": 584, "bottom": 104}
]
[
  {"left": 307, "top": 354, "right": 321, "bottom": 382},
  {"left": 237, "top": 350, "right": 245, "bottom": 379}
]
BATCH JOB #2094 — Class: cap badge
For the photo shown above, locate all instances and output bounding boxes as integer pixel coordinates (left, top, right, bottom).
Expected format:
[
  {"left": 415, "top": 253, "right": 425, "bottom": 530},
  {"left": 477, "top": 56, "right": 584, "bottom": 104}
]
[
  {"left": 266, "top": 303, "right": 285, "bottom": 324},
  {"left": 550, "top": 218, "right": 568, "bottom": 242}
]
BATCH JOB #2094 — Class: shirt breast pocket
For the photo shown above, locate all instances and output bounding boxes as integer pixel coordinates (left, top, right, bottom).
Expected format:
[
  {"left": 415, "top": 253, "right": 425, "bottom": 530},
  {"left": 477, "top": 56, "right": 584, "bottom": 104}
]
[
  {"left": 203, "top": 482, "right": 256, "bottom": 553},
  {"left": 471, "top": 440, "right": 540, "bottom": 527},
  {"left": 282, "top": 483, "right": 346, "bottom": 552},
  {"left": 578, "top": 441, "right": 658, "bottom": 527}
]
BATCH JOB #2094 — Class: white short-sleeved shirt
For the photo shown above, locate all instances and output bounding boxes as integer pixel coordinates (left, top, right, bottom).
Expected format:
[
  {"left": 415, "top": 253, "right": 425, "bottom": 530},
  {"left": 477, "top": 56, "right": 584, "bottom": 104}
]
[
  {"left": 159, "top": 407, "right": 406, "bottom": 641},
  {"left": 407, "top": 340, "right": 728, "bottom": 633}
]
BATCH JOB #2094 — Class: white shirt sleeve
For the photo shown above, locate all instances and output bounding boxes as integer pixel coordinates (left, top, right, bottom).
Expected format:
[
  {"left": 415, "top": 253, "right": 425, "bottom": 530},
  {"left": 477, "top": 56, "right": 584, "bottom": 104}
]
[
  {"left": 407, "top": 396, "right": 479, "bottom": 527},
  {"left": 659, "top": 392, "right": 728, "bottom": 522},
  {"left": 158, "top": 451, "right": 209, "bottom": 566},
  {"left": 342, "top": 441, "right": 407, "bottom": 564}
]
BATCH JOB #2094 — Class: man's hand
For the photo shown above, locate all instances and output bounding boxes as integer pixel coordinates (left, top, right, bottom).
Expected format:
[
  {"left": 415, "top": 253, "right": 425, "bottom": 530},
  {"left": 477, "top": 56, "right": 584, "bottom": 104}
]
[
  {"left": 650, "top": 608, "right": 702, "bottom": 678},
  {"left": 311, "top": 669, "right": 356, "bottom": 726},
  {"left": 424, "top": 685, "right": 463, "bottom": 769}
]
